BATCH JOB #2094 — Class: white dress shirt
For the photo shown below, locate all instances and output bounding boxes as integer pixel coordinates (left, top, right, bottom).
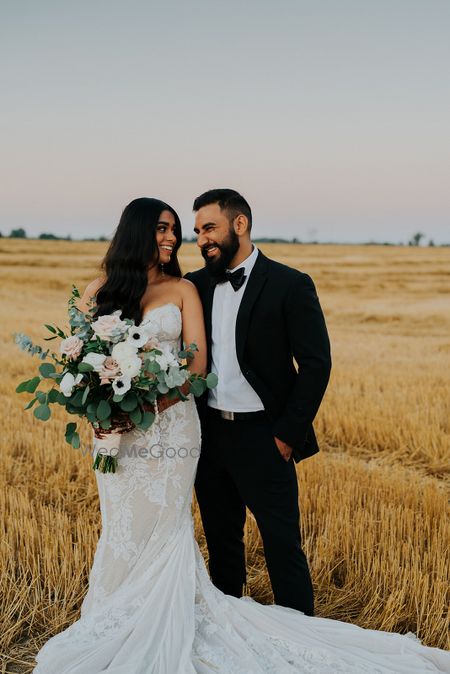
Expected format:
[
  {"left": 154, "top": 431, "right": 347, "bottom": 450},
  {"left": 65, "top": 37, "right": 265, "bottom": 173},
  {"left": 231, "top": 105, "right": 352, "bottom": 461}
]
[{"left": 208, "top": 246, "right": 264, "bottom": 412}]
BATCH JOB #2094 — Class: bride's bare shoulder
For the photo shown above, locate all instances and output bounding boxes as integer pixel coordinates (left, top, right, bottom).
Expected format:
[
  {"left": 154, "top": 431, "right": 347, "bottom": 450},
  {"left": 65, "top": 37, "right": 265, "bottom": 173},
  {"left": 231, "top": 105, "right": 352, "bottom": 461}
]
[{"left": 78, "top": 276, "right": 107, "bottom": 312}]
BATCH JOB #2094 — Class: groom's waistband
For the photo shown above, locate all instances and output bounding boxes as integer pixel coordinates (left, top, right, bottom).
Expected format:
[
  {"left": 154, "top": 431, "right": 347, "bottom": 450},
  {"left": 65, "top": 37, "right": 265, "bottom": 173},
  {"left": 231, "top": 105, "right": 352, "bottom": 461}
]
[{"left": 207, "top": 407, "right": 267, "bottom": 422}]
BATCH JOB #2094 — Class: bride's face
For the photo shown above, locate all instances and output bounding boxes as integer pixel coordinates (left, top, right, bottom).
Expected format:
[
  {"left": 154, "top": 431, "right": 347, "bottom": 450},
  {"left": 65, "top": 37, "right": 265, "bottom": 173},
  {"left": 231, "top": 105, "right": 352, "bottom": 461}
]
[{"left": 155, "top": 210, "right": 177, "bottom": 265}]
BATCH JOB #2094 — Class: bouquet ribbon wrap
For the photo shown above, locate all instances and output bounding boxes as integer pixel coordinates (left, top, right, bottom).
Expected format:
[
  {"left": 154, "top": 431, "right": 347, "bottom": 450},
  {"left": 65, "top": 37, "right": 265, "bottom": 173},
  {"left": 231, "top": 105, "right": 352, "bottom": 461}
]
[{"left": 93, "top": 432, "right": 121, "bottom": 473}]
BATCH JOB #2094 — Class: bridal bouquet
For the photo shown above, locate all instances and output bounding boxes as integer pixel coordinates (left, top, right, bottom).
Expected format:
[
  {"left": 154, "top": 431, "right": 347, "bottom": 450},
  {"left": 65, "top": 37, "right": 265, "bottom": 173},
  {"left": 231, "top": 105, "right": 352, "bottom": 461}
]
[{"left": 14, "top": 286, "right": 217, "bottom": 473}]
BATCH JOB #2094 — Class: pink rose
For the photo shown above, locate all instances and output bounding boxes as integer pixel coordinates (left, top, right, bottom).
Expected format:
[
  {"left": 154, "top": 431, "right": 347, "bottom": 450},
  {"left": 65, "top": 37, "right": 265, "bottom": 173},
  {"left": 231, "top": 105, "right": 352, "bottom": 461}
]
[
  {"left": 60, "top": 335, "right": 84, "bottom": 361},
  {"left": 142, "top": 336, "right": 161, "bottom": 352},
  {"left": 98, "top": 357, "right": 121, "bottom": 385},
  {"left": 91, "top": 312, "right": 128, "bottom": 342}
]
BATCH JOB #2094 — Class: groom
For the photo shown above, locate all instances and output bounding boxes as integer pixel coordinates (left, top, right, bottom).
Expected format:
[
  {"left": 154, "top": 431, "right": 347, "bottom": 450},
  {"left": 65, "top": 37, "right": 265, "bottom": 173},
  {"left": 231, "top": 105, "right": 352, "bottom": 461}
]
[{"left": 185, "top": 189, "right": 331, "bottom": 616}]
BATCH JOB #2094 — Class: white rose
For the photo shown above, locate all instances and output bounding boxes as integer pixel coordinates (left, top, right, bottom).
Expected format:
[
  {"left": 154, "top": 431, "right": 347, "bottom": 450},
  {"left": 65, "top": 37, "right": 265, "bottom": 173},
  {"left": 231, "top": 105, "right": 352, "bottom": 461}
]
[
  {"left": 111, "top": 341, "right": 137, "bottom": 361},
  {"left": 81, "top": 352, "right": 107, "bottom": 372},
  {"left": 111, "top": 342, "right": 142, "bottom": 378},
  {"left": 59, "top": 372, "right": 84, "bottom": 397},
  {"left": 119, "top": 356, "right": 142, "bottom": 378}
]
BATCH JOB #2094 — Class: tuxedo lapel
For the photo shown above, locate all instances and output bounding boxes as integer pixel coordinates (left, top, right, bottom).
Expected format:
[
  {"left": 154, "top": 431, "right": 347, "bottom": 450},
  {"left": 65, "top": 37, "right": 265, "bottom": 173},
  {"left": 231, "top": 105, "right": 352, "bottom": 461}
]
[{"left": 235, "top": 251, "right": 269, "bottom": 365}]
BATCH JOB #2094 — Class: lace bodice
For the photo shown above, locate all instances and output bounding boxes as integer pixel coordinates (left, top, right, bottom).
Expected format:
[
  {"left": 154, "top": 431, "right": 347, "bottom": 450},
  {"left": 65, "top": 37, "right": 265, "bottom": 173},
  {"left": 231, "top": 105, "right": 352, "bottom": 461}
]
[{"left": 140, "top": 302, "right": 182, "bottom": 352}]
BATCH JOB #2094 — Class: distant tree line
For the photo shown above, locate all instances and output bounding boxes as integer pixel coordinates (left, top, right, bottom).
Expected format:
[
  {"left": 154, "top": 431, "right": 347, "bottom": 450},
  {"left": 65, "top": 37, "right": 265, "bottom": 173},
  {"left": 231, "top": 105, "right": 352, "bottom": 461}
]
[
  {"left": 0, "top": 228, "right": 448, "bottom": 246},
  {"left": 0, "top": 228, "right": 108, "bottom": 241}
]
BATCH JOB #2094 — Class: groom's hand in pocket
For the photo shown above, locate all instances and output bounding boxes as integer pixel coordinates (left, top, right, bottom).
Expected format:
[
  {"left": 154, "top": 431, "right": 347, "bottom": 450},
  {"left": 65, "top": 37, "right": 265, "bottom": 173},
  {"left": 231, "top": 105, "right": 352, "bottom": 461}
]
[{"left": 274, "top": 436, "right": 293, "bottom": 462}]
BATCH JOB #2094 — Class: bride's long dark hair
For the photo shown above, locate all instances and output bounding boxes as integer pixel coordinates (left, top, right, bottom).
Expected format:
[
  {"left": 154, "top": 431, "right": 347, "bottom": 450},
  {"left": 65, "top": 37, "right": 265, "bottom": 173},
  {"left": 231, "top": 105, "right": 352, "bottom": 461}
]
[{"left": 94, "top": 197, "right": 182, "bottom": 324}]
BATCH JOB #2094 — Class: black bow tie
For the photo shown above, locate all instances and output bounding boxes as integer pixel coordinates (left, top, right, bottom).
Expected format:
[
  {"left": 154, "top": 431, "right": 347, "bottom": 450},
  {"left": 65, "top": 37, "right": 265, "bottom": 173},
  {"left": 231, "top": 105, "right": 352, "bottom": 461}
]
[{"left": 212, "top": 267, "right": 247, "bottom": 291}]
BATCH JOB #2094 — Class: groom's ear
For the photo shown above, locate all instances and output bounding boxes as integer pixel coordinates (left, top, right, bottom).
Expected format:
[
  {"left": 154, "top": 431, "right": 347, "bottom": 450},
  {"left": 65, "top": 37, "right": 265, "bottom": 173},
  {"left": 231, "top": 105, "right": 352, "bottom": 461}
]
[{"left": 233, "top": 214, "right": 250, "bottom": 236}]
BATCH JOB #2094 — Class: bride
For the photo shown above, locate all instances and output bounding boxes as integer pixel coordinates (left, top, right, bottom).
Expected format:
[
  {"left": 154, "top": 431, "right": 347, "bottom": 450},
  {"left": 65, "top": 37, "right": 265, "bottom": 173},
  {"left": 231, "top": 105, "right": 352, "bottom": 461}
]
[{"left": 33, "top": 198, "right": 450, "bottom": 673}]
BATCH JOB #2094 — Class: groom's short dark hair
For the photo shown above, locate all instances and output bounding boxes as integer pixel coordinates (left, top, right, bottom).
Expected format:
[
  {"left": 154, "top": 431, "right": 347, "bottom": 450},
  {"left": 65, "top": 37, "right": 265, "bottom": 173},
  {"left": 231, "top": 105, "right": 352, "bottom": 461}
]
[{"left": 193, "top": 188, "right": 252, "bottom": 231}]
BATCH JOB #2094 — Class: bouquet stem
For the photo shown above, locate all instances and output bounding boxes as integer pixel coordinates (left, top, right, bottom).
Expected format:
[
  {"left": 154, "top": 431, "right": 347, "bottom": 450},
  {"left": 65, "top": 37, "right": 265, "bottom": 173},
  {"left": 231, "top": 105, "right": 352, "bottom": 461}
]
[{"left": 93, "top": 432, "right": 121, "bottom": 473}]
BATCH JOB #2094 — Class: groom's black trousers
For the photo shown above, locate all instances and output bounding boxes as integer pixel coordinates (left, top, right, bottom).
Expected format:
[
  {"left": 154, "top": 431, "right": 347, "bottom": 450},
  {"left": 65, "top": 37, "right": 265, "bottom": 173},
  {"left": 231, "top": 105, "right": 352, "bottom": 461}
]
[{"left": 194, "top": 408, "right": 314, "bottom": 616}]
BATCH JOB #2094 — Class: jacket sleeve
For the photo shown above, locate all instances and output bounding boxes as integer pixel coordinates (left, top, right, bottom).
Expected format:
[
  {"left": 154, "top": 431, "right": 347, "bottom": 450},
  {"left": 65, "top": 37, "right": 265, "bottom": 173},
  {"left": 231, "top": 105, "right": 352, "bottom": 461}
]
[{"left": 272, "top": 272, "right": 331, "bottom": 449}]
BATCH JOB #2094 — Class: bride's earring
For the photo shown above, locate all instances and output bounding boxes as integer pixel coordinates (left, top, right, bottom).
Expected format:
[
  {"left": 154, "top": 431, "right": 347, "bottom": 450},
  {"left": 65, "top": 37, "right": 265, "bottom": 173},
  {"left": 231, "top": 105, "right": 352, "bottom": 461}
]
[{"left": 160, "top": 263, "right": 165, "bottom": 278}]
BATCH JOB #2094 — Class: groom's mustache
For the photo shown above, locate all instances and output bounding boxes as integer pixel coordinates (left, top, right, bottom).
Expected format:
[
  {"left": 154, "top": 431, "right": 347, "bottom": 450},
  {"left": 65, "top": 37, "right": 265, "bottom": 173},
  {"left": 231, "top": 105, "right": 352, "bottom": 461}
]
[{"left": 201, "top": 244, "right": 223, "bottom": 259}]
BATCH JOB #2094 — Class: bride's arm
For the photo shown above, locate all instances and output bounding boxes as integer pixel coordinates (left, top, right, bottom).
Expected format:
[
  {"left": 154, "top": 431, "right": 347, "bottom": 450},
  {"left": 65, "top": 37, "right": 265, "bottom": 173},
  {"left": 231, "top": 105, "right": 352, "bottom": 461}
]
[
  {"left": 179, "top": 278, "right": 207, "bottom": 377},
  {"left": 77, "top": 277, "right": 106, "bottom": 313},
  {"left": 153, "top": 280, "right": 207, "bottom": 414}
]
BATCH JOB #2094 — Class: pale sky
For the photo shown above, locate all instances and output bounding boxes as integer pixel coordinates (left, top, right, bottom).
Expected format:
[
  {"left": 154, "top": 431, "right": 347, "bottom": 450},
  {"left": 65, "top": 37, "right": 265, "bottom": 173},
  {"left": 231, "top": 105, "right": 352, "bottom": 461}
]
[{"left": 1, "top": 0, "right": 449, "bottom": 243}]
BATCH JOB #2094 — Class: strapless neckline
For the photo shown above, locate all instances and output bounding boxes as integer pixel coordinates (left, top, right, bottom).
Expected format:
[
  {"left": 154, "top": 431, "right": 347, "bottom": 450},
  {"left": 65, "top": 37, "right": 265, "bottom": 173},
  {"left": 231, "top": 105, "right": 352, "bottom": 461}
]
[{"left": 141, "top": 302, "right": 181, "bottom": 321}]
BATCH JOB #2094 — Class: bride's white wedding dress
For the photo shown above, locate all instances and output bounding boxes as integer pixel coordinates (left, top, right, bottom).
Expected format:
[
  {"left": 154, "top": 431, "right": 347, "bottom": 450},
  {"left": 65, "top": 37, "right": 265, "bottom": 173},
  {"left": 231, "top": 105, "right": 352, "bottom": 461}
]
[{"left": 34, "top": 304, "right": 450, "bottom": 674}]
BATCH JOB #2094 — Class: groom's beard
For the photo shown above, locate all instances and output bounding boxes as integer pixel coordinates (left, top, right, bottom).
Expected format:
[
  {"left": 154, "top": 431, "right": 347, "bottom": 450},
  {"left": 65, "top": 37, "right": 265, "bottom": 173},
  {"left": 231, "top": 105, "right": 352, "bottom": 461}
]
[{"left": 201, "top": 228, "right": 240, "bottom": 283}]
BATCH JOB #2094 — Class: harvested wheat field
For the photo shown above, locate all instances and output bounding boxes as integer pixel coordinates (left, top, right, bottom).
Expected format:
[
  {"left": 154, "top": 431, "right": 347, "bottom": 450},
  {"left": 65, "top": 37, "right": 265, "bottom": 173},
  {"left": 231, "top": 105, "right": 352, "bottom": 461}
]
[{"left": 1, "top": 239, "right": 449, "bottom": 672}]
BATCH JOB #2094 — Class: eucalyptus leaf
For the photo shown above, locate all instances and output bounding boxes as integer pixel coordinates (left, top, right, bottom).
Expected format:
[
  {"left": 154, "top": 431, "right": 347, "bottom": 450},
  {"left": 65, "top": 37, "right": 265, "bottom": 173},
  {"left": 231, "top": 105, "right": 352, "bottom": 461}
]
[
  {"left": 78, "top": 362, "right": 94, "bottom": 373},
  {"left": 34, "top": 404, "right": 51, "bottom": 421},
  {"left": 26, "top": 377, "right": 41, "bottom": 394},
  {"left": 81, "top": 385, "right": 90, "bottom": 405},
  {"left": 39, "top": 362, "right": 56, "bottom": 378},
  {"left": 16, "top": 379, "right": 31, "bottom": 394},
  {"left": 129, "top": 407, "right": 142, "bottom": 425},
  {"left": 44, "top": 324, "right": 57, "bottom": 334},
  {"left": 190, "top": 379, "right": 205, "bottom": 397},
  {"left": 47, "top": 389, "right": 60, "bottom": 404},
  {"left": 70, "top": 390, "right": 85, "bottom": 407},
  {"left": 145, "top": 361, "right": 160, "bottom": 374},
  {"left": 24, "top": 397, "right": 38, "bottom": 410},
  {"left": 206, "top": 372, "right": 218, "bottom": 388},
  {"left": 97, "top": 399, "right": 111, "bottom": 421},
  {"left": 119, "top": 393, "right": 138, "bottom": 412},
  {"left": 71, "top": 432, "right": 80, "bottom": 449},
  {"left": 139, "top": 411, "right": 155, "bottom": 430},
  {"left": 65, "top": 422, "right": 77, "bottom": 438}
]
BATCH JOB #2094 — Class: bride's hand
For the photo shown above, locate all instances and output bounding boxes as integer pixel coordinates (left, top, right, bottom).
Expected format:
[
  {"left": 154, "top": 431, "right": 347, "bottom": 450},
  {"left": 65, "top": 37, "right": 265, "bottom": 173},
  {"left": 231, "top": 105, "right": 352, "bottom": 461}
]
[
  {"left": 93, "top": 411, "right": 135, "bottom": 438},
  {"left": 154, "top": 381, "right": 191, "bottom": 415}
]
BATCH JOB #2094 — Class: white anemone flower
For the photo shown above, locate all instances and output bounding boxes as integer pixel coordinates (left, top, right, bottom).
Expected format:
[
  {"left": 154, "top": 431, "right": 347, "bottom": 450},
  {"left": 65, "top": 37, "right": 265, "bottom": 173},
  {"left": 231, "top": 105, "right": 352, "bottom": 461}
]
[
  {"left": 112, "top": 375, "right": 132, "bottom": 395},
  {"left": 126, "top": 325, "right": 151, "bottom": 349}
]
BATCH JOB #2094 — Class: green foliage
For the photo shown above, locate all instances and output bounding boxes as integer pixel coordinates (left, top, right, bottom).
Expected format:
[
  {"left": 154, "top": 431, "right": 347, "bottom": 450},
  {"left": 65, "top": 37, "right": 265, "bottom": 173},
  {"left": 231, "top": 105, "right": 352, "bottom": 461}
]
[
  {"left": 119, "top": 393, "right": 138, "bottom": 412},
  {"left": 16, "top": 376, "right": 41, "bottom": 394},
  {"left": 129, "top": 407, "right": 142, "bottom": 425},
  {"left": 34, "top": 404, "right": 51, "bottom": 421},
  {"left": 39, "top": 362, "right": 56, "bottom": 378},
  {"left": 78, "top": 362, "right": 94, "bottom": 373},
  {"left": 81, "top": 385, "right": 90, "bottom": 405},
  {"left": 140, "top": 411, "right": 155, "bottom": 430},
  {"left": 96, "top": 399, "right": 111, "bottom": 421},
  {"left": 206, "top": 372, "right": 218, "bottom": 388},
  {"left": 190, "top": 378, "right": 206, "bottom": 396}
]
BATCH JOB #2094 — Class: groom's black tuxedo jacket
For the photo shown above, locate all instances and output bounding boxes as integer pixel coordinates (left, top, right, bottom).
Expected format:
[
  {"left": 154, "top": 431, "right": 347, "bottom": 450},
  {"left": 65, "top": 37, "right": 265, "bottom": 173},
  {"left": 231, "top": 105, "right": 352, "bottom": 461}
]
[{"left": 185, "top": 250, "right": 332, "bottom": 463}]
